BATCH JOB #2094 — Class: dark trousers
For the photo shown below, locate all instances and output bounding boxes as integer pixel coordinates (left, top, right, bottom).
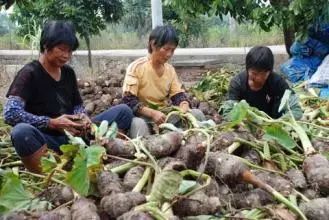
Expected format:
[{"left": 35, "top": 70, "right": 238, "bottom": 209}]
[{"left": 11, "top": 104, "right": 133, "bottom": 157}]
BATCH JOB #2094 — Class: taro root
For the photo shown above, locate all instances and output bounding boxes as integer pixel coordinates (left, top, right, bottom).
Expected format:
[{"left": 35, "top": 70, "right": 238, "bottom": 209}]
[
  {"left": 240, "top": 148, "right": 261, "bottom": 165},
  {"left": 0, "top": 213, "right": 26, "bottom": 220},
  {"left": 123, "top": 166, "right": 145, "bottom": 191},
  {"left": 143, "top": 132, "right": 183, "bottom": 158},
  {"left": 97, "top": 170, "right": 124, "bottom": 197},
  {"left": 198, "top": 101, "right": 211, "bottom": 115},
  {"left": 231, "top": 188, "right": 273, "bottom": 209},
  {"left": 172, "top": 191, "right": 221, "bottom": 217},
  {"left": 71, "top": 198, "right": 100, "bottom": 220},
  {"left": 211, "top": 131, "right": 252, "bottom": 152},
  {"left": 252, "top": 170, "right": 293, "bottom": 196},
  {"left": 117, "top": 210, "right": 153, "bottom": 220},
  {"left": 174, "top": 142, "right": 205, "bottom": 169},
  {"left": 302, "top": 189, "right": 320, "bottom": 200},
  {"left": 312, "top": 139, "right": 329, "bottom": 153},
  {"left": 158, "top": 157, "right": 187, "bottom": 171},
  {"left": 300, "top": 198, "right": 329, "bottom": 220},
  {"left": 175, "top": 134, "right": 206, "bottom": 169},
  {"left": 39, "top": 207, "right": 71, "bottom": 220},
  {"left": 213, "top": 152, "right": 248, "bottom": 186},
  {"left": 105, "top": 138, "right": 136, "bottom": 158},
  {"left": 286, "top": 168, "right": 307, "bottom": 189},
  {"left": 100, "top": 192, "right": 146, "bottom": 219},
  {"left": 203, "top": 179, "right": 220, "bottom": 197},
  {"left": 43, "top": 186, "right": 74, "bottom": 207},
  {"left": 202, "top": 152, "right": 306, "bottom": 219},
  {"left": 303, "top": 154, "right": 329, "bottom": 195}
]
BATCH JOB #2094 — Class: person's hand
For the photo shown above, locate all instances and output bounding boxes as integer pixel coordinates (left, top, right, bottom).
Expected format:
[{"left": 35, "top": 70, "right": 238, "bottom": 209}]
[
  {"left": 48, "top": 114, "right": 84, "bottom": 136},
  {"left": 179, "top": 101, "right": 190, "bottom": 114},
  {"left": 77, "top": 113, "right": 92, "bottom": 130},
  {"left": 151, "top": 110, "right": 166, "bottom": 125}
]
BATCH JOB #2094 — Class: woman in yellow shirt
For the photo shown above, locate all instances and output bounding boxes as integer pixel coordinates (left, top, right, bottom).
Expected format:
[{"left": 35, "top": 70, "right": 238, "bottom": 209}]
[{"left": 122, "top": 25, "right": 205, "bottom": 137}]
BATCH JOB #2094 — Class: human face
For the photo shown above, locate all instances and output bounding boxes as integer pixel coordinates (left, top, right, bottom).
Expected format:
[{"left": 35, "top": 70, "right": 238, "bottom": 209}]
[
  {"left": 151, "top": 42, "right": 177, "bottom": 64},
  {"left": 45, "top": 43, "right": 72, "bottom": 67},
  {"left": 247, "top": 68, "right": 270, "bottom": 91}
]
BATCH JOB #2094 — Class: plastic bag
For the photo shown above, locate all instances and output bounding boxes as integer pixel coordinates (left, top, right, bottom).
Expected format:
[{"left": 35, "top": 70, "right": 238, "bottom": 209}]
[
  {"left": 309, "top": 54, "right": 329, "bottom": 86},
  {"left": 281, "top": 56, "right": 322, "bottom": 83}
]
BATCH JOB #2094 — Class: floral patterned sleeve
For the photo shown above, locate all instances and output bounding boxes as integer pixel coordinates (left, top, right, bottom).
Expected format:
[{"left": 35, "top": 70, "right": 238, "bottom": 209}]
[
  {"left": 73, "top": 104, "right": 87, "bottom": 115},
  {"left": 3, "top": 96, "right": 50, "bottom": 128}
]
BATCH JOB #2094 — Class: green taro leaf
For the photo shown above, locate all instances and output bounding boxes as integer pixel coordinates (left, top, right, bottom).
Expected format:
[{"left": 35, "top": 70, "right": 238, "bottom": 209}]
[
  {"left": 105, "top": 122, "right": 118, "bottom": 140},
  {"left": 41, "top": 154, "right": 57, "bottom": 173},
  {"left": 60, "top": 144, "right": 80, "bottom": 158},
  {"left": 264, "top": 125, "right": 297, "bottom": 150},
  {"left": 229, "top": 100, "right": 248, "bottom": 127},
  {"left": 0, "top": 171, "right": 33, "bottom": 213},
  {"left": 279, "top": 89, "right": 292, "bottom": 113},
  {"left": 179, "top": 180, "right": 198, "bottom": 194},
  {"left": 149, "top": 170, "right": 182, "bottom": 203},
  {"left": 147, "top": 100, "right": 160, "bottom": 110},
  {"left": 98, "top": 120, "right": 109, "bottom": 137},
  {"left": 86, "top": 146, "right": 106, "bottom": 168},
  {"left": 66, "top": 149, "right": 89, "bottom": 196},
  {"left": 64, "top": 130, "right": 86, "bottom": 147}
]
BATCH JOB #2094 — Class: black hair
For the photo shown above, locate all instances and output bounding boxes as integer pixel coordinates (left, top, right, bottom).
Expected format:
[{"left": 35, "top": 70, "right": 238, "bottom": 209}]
[
  {"left": 148, "top": 25, "right": 179, "bottom": 53},
  {"left": 246, "top": 46, "right": 274, "bottom": 72},
  {"left": 40, "top": 20, "right": 79, "bottom": 53}
]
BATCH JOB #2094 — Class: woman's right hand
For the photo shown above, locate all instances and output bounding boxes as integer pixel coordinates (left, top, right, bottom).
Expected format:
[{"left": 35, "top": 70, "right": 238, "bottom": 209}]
[
  {"left": 151, "top": 110, "right": 166, "bottom": 125},
  {"left": 48, "top": 114, "right": 84, "bottom": 136}
]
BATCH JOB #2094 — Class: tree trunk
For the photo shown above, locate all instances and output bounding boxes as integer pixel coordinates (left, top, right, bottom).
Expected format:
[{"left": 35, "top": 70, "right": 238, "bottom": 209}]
[
  {"left": 282, "top": 23, "right": 295, "bottom": 57},
  {"left": 84, "top": 34, "right": 92, "bottom": 69}
]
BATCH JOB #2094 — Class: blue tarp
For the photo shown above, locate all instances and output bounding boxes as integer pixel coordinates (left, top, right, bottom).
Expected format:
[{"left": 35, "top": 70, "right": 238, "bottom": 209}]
[
  {"left": 281, "top": 29, "right": 329, "bottom": 84},
  {"left": 281, "top": 56, "right": 322, "bottom": 83},
  {"left": 319, "top": 87, "right": 329, "bottom": 98}
]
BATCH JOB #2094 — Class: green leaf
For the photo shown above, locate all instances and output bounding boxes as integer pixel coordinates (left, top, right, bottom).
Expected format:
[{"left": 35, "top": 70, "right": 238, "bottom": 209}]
[
  {"left": 149, "top": 170, "right": 182, "bottom": 203},
  {"left": 41, "top": 154, "right": 57, "bottom": 173},
  {"left": 264, "top": 125, "right": 297, "bottom": 150},
  {"left": 64, "top": 130, "right": 86, "bottom": 147},
  {"left": 147, "top": 100, "right": 160, "bottom": 110},
  {"left": 98, "top": 120, "right": 109, "bottom": 137},
  {"left": 228, "top": 100, "right": 248, "bottom": 126},
  {"left": 105, "top": 122, "right": 118, "bottom": 140},
  {"left": 66, "top": 149, "right": 89, "bottom": 196},
  {"left": 86, "top": 146, "right": 106, "bottom": 168},
  {"left": 279, "top": 89, "right": 292, "bottom": 113},
  {"left": 179, "top": 180, "right": 198, "bottom": 194},
  {"left": 0, "top": 172, "right": 33, "bottom": 214},
  {"left": 60, "top": 144, "right": 80, "bottom": 158}
]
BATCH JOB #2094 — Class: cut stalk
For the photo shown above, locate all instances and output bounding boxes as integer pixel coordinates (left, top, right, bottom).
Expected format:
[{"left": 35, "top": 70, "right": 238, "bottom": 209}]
[
  {"left": 241, "top": 171, "right": 307, "bottom": 220},
  {"left": 133, "top": 167, "right": 152, "bottom": 192},
  {"left": 110, "top": 162, "right": 136, "bottom": 174}
]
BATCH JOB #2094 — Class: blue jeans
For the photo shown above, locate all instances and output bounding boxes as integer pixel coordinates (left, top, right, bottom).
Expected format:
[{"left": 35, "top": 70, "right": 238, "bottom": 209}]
[{"left": 11, "top": 104, "right": 133, "bottom": 157}]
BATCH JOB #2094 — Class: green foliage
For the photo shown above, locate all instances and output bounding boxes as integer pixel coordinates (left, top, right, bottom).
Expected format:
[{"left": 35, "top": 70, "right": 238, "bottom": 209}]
[
  {"left": 0, "top": 171, "right": 48, "bottom": 214},
  {"left": 10, "top": 0, "right": 124, "bottom": 47},
  {"left": 228, "top": 100, "right": 248, "bottom": 127},
  {"left": 122, "top": 0, "right": 152, "bottom": 36},
  {"left": 167, "top": 0, "right": 329, "bottom": 41},
  {"left": 191, "top": 69, "right": 233, "bottom": 104},
  {"left": 264, "top": 125, "right": 297, "bottom": 150},
  {"left": 149, "top": 170, "right": 182, "bottom": 203}
]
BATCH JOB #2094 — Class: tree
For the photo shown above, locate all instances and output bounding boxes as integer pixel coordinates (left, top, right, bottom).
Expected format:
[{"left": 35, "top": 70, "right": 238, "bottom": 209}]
[
  {"left": 121, "top": 0, "right": 207, "bottom": 48},
  {"left": 11, "top": 0, "right": 123, "bottom": 68},
  {"left": 167, "top": 0, "right": 329, "bottom": 56}
]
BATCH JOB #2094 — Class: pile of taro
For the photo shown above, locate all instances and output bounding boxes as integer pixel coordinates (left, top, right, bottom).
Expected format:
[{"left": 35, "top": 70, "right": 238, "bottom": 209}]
[{"left": 0, "top": 69, "right": 329, "bottom": 220}]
